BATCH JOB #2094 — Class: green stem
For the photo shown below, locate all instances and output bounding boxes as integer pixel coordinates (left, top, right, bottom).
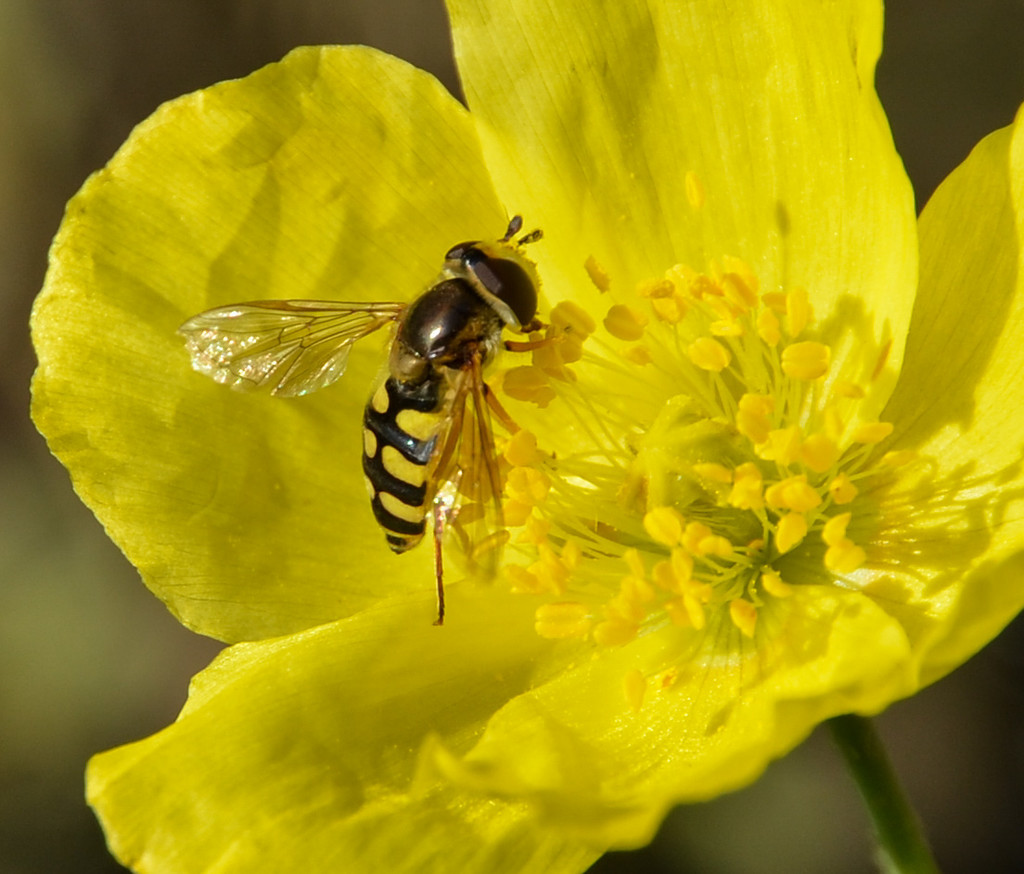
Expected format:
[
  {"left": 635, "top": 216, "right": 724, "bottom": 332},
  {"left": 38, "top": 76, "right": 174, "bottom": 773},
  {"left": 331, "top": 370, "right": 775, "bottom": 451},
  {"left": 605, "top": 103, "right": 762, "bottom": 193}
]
[{"left": 827, "top": 714, "right": 941, "bottom": 874}]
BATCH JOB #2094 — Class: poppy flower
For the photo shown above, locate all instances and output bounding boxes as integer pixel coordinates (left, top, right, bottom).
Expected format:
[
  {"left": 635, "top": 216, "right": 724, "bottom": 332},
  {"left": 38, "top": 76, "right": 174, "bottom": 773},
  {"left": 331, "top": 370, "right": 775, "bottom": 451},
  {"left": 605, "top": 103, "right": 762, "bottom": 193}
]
[{"left": 31, "top": 1, "right": 1024, "bottom": 871}]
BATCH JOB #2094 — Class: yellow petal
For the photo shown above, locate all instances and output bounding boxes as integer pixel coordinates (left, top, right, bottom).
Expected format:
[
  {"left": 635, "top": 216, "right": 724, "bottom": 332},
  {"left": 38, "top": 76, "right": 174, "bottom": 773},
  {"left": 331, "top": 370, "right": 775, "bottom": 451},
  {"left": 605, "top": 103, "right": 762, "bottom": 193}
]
[
  {"left": 31, "top": 46, "right": 506, "bottom": 642},
  {"left": 880, "top": 102, "right": 1024, "bottom": 684},
  {"left": 448, "top": 0, "right": 916, "bottom": 409},
  {"left": 88, "top": 592, "right": 599, "bottom": 872}
]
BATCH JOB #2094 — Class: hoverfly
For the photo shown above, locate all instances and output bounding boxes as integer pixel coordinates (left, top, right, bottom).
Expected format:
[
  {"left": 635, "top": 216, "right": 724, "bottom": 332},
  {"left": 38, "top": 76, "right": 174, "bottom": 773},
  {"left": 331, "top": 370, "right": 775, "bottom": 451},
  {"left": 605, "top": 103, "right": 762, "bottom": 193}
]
[{"left": 178, "top": 216, "right": 544, "bottom": 624}]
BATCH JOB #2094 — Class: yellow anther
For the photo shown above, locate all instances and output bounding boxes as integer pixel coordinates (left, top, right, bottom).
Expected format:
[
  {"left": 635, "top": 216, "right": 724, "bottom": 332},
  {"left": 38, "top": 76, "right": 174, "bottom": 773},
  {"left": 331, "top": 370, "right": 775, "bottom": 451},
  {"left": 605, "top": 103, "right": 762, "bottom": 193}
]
[
  {"left": 690, "top": 273, "right": 722, "bottom": 299},
  {"left": 687, "top": 336, "right": 731, "bottom": 372},
  {"left": 756, "top": 307, "right": 781, "bottom": 346},
  {"left": 502, "top": 365, "right": 557, "bottom": 407},
  {"left": 651, "top": 560, "right": 676, "bottom": 592},
  {"left": 502, "top": 497, "right": 533, "bottom": 527},
  {"left": 729, "top": 462, "right": 765, "bottom": 510},
  {"left": 682, "top": 520, "right": 713, "bottom": 554},
  {"left": 821, "top": 512, "right": 852, "bottom": 546},
  {"left": 706, "top": 295, "right": 738, "bottom": 322},
  {"left": 786, "top": 287, "right": 812, "bottom": 338},
  {"left": 835, "top": 380, "right": 866, "bottom": 399},
  {"left": 761, "top": 291, "right": 788, "bottom": 313},
  {"left": 506, "top": 564, "right": 542, "bottom": 594},
  {"left": 534, "top": 601, "right": 591, "bottom": 639},
  {"left": 800, "top": 433, "right": 840, "bottom": 473},
  {"left": 760, "top": 568, "right": 793, "bottom": 598},
  {"left": 776, "top": 512, "right": 808, "bottom": 553},
  {"left": 664, "top": 263, "right": 696, "bottom": 292},
  {"left": 503, "top": 428, "right": 541, "bottom": 467},
  {"left": 828, "top": 472, "right": 859, "bottom": 505},
  {"left": 720, "top": 257, "right": 759, "bottom": 296},
  {"left": 624, "top": 345, "right": 653, "bottom": 366},
  {"left": 528, "top": 543, "right": 572, "bottom": 594},
  {"left": 617, "top": 575, "right": 657, "bottom": 612},
  {"left": 739, "top": 392, "right": 775, "bottom": 416},
  {"left": 700, "top": 534, "right": 735, "bottom": 558},
  {"left": 593, "top": 617, "right": 638, "bottom": 646},
  {"left": 665, "top": 593, "right": 707, "bottom": 629},
  {"left": 692, "top": 462, "right": 733, "bottom": 483},
  {"left": 549, "top": 300, "right": 596, "bottom": 336},
  {"left": 758, "top": 426, "right": 802, "bottom": 467},
  {"left": 781, "top": 341, "right": 830, "bottom": 380},
  {"left": 528, "top": 335, "right": 562, "bottom": 372},
  {"left": 729, "top": 598, "right": 758, "bottom": 638},
  {"left": 584, "top": 255, "right": 611, "bottom": 292},
  {"left": 561, "top": 539, "right": 582, "bottom": 572},
  {"left": 539, "top": 328, "right": 586, "bottom": 367},
  {"left": 722, "top": 273, "right": 758, "bottom": 311},
  {"left": 871, "top": 339, "right": 893, "bottom": 382},
  {"left": 737, "top": 411, "right": 771, "bottom": 446},
  {"left": 623, "top": 547, "right": 646, "bottom": 580},
  {"left": 651, "top": 295, "right": 686, "bottom": 323},
  {"left": 685, "top": 171, "right": 706, "bottom": 210},
  {"left": 670, "top": 547, "right": 694, "bottom": 583},
  {"left": 506, "top": 466, "right": 550, "bottom": 505},
  {"left": 736, "top": 393, "right": 775, "bottom": 444},
  {"left": 825, "top": 540, "right": 866, "bottom": 574},
  {"left": 643, "top": 506, "right": 686, "bottom": 546},
  {"left": 604, "top": 303, "right": 648, "bottom": 341},
  {"left": 623, "top": 668, "right": 647, "bottom": 713},
  {"left": 637, "top": 277, "right": 677, "bottom": 298},
  {"left": 516, "top": 515, "right": 551, "bottom": 545},
  {"left": 852, "top": 421, "right": 894, "bottom": 444},
  {"left": 765, "top": 475, "right": 822, "bottom": 512}
]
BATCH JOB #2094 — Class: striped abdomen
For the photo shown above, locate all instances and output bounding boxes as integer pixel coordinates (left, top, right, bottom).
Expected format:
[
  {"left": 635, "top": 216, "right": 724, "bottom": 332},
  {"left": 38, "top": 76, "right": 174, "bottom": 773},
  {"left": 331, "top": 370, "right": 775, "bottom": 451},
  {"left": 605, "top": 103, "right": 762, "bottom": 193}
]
[{"left": 362, "top": 376, "right": 443, "bottom": 552}]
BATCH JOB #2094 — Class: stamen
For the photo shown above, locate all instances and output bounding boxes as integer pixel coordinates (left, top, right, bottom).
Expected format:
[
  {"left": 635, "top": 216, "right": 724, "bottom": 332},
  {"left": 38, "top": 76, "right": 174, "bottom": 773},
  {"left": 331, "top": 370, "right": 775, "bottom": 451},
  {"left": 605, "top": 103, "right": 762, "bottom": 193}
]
[
  {"left": 503, "top": 428, "right": 541, "bottom": 467},
  {"left": 852, "top": 421, "right": 895, "bottom": 444},
  {"left": 643, "top": 506, "right": 685, "bottom": 546},
  {"left": 775, "top": 513, "right": 808, "bottom": 553},
  {"left": 604, "top": 304, "right": 649, "bottom": 341},
  {"left": 760, "top": 568, "right": 792, "bottom": 598},
  {"left": 785, "top": 287, "right": 812, "bottom": 337},
  {"left": 493, "top": 253, "right": 914, "bottom": 673},
  {"left": 781, "top": 341, "right": 830, "bottom": 380},
  {"left": 535, "top": 601, "right": 591, "bottom": 639},
  {"left": 729, "top": 598, "right": 758, "bottom": 638},
  {"left": 688, "top": 337, "right": 731, "bottom": 372},
  {"left": 800, "top": 433, "right": 840, "bottom": 473},
  {"left": 584, "top": 255, "right": 612, "bottom": 293}
]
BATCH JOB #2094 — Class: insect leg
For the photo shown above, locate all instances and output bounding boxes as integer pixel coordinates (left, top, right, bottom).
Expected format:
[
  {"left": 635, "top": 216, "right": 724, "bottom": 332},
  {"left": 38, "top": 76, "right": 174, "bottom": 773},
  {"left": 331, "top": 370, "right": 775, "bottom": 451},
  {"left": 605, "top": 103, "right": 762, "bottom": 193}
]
[
  {"left": 432, "top": 501, "right": 447, "bottom": 626},
  {"left": 481, "top": 381, "right": 519, "bottom": 434}
]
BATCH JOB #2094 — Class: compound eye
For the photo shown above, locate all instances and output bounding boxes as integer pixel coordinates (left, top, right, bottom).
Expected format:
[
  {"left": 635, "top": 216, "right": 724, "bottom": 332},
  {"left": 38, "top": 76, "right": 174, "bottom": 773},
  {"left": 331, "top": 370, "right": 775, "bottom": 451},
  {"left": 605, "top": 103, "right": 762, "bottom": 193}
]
[
  {"left": 473, "top": 255, "right": 538, "bottom": 328},
  {"left": 444, "top": 241, "right": 478, "bottom": 261}
]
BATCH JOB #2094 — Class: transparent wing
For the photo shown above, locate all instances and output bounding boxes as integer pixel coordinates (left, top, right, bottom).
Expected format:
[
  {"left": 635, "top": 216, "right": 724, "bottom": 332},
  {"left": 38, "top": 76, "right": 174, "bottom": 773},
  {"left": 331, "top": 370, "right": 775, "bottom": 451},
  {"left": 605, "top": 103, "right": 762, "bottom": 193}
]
[
  {"left": 429, "top": 354, "right": 509, "bottom": 582},
  {"left": 178, "top": 299, "right": 406, "bottom": 397}
]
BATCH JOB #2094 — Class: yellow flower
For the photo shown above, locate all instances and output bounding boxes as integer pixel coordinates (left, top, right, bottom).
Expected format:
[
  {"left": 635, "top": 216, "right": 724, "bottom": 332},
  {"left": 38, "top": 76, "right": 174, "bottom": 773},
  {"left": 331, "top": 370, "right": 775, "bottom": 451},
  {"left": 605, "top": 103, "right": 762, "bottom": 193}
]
[{"left": 29, "top": 1, "right": 1024, "bottom": 871}]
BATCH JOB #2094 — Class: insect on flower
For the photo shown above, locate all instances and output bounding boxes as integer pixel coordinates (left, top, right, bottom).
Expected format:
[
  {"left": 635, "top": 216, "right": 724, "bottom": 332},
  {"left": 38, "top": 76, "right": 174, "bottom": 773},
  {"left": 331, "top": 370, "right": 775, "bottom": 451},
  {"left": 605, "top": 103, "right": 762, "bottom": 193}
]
[{"left": 178, "top": 216, "right": 544, "bottom": 625}]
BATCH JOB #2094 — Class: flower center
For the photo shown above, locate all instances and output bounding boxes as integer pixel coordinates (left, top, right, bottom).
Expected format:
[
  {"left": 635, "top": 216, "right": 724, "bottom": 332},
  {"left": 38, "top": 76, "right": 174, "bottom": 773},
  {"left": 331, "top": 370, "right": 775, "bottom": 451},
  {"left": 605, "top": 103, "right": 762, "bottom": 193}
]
[{"left": 491, "top": 252, "right": 916, "bottom": 698}]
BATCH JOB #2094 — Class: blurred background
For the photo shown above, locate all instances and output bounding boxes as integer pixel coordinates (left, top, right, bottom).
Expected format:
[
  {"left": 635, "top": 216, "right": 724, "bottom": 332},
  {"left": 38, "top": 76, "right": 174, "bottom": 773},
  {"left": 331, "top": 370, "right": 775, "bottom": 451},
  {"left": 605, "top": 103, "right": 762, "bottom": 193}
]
[{"left": 2, "top": 1, "right": 1023, "bottom": 871}]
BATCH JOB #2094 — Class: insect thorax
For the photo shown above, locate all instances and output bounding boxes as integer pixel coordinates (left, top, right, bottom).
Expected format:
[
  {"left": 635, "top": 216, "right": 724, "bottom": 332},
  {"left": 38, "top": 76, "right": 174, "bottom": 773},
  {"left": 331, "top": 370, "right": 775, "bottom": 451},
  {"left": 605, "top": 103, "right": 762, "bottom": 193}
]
[{"left": 391, "top": 278, "right": 505, "bottom": 383}]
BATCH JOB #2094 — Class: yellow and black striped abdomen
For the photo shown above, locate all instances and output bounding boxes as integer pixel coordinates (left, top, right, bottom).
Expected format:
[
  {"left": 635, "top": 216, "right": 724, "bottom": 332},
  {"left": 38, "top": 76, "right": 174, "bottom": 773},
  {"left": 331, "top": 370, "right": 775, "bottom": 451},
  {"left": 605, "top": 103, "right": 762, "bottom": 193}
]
[{"left": 362, "top": 376, "right": 444, "bottom": 553}]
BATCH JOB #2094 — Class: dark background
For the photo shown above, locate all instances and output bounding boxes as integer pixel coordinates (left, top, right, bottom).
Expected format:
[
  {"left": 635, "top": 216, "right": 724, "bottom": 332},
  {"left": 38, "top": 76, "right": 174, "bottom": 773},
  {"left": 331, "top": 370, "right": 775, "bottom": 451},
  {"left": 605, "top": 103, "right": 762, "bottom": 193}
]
[{"left": 2, "top": 1, "right": 1023, "bottom": 872}]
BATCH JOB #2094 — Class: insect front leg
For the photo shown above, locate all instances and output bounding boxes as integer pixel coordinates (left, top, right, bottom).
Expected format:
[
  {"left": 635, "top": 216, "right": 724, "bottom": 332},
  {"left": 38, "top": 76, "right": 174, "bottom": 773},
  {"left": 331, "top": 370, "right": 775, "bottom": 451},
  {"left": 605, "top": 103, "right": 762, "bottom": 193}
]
[{"left": 481, "top": 382, "right": 519, "bottom": 434}]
